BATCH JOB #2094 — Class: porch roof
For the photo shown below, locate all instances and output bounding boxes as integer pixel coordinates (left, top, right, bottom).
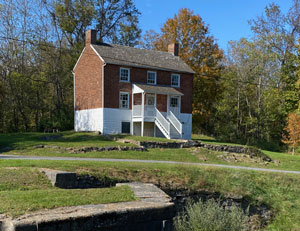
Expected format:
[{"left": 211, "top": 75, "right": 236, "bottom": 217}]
[{"left": 133, "top": 83, "right": 184, "bottom": 96}]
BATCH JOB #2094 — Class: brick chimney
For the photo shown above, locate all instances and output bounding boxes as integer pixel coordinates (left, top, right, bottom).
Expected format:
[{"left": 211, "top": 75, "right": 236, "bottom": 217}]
[
  {"left": 168, "top": 43, "right": 179, "bottom": 56},
  {"left": 85, "top": 30, "right": 97, "bottom": 45}
]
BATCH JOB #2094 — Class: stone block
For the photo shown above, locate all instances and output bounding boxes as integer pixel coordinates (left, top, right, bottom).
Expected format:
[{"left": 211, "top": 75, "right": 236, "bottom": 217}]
[{"left": 39, "top": 169, "right": 77, "bottom": 189}]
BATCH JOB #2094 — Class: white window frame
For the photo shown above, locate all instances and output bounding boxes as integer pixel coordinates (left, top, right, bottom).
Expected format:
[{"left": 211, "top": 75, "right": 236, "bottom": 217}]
[
  {"left": 171, "top": 74, "right": 180, "bottom": 87},
  {"left": 120, "top": 92, "right": 130, "bottom": 109},
  {"left": 120, "top": 68, "right": 130, "bottom": 82},
  {"left": 147, "top": 71, "right": 157, "bottom": 85}
]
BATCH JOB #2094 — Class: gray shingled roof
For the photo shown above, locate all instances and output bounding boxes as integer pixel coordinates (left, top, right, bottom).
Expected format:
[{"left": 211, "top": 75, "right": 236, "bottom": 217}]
[
  {"left": 91, "top": 43, "right": 195, "bottom": 74},
  {"left": 134, "top": 83, "right": 183, "bottom": 96}
]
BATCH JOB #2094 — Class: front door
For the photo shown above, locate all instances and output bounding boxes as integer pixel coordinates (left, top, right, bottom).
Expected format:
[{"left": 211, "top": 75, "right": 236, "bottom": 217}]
[
  {"left": 146, "top": 95, "right": 155, "bottom": 117},
  {"left": 170, "top": 96, "right": 180, "bottom": 116}
]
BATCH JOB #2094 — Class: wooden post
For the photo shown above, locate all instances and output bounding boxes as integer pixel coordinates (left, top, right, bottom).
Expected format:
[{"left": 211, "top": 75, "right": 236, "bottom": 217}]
[
  {"left": 167, "top": 94, "right": 170, "bottom": 117},
  {"left": 131, "top": 92, "right": 134, "bottom": 135},
  {"left": 141, "top": 92, "right": 145, "bottom": 137},
  {"left": 154, "top": 93, "right": 157, "bottom": 137}
]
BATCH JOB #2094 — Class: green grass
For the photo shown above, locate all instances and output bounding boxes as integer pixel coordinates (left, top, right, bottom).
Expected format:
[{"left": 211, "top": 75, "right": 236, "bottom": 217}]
[
  {"left": 0, "top": 186, "right": 135, "bottom": 217},
  {"left": 0, "top": 159, "right": 299, "bottom": 230},
  {"left": 192, "top": 134, "right": 246, "bottom": 146},
  {"left": 6, "top": 147, "right": 200, "bottom": 162},
  {"left": 113, "top": 134, "right": 180, "bottom": 142},
  {"left": 6, "top": 143, "right": 300, "bottom": 172},
  {"left": 0, "top": 167, "right": 135, "bottom": 217},
  {"left": 2, "top": 132, "right": 300, "bottom": 229},
  {"left": 0, "top": 131, "right": 136, "bottom": 151},
  {"left": 0, "top": 168, "right": 51, "bottom": 191}
]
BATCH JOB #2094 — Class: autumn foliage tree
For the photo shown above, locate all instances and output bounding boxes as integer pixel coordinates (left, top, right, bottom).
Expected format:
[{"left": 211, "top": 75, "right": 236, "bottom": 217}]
[
  {"left": 144, "top": 8, "right": 223, "bottom": 133},
  {"left": 282, "top": 113, "right": 300, "bottom": 155}
]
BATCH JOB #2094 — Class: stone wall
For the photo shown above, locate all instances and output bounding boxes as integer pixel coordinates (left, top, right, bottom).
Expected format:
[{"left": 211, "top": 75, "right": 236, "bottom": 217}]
[{"left": 135, "top": 140, "right": 272, "bottom": 162}]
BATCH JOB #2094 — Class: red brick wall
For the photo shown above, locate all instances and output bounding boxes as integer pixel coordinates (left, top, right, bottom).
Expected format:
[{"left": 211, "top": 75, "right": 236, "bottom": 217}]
[
  {"left": 104, "top": 64, "right": 193, "bottom": 113},
  {"left": 74, "top": 46, "right": 104, "bottom": 110},
  {"left": 179, "top": 73, "right": 193, "bottom": 114}
]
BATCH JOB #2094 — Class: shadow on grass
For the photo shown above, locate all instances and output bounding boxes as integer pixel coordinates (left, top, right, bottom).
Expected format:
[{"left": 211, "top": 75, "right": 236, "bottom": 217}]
[{"left": 0, "top": 132, "right": 114, "bottom": 154}]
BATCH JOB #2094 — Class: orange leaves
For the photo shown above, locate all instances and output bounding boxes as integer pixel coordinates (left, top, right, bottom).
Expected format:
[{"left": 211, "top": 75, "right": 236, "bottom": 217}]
[{"left": 282, "top": 113, "right": 300, "bottom": 154}]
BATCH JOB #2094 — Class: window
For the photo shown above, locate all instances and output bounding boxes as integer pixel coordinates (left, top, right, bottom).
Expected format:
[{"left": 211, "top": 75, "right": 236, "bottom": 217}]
[
  {"left": 147, "top": 71, "right": 156, "bottom": 85},
  {"left": 120, "top": 68, "right": 130, "bottom": 82},
  {"left": 171, "top": 74, "right": 180, "bottom": 87},
  {"left": 121, "top": 122, "right": 130, "bottom": 134},
  {"left": 120, "top": 92, "right": 129, "bottom": 109},
  {"left": 170, "top": 97, "right": 179, "bottom": 107}
]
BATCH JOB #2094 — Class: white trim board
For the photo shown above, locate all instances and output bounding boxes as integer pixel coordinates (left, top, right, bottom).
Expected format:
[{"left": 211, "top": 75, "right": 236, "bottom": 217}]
[
  {"left": 73, "top": 47, "right": 86, "bottom": 71},
  {"left": 90, "top": 44, "right": 105, "bottom": 62}
]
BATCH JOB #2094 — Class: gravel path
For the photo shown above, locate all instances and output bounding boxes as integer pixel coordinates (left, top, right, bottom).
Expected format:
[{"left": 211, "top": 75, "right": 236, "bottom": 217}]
[{"left": 1, "top": 154, "right": 300, "bottom": 174}]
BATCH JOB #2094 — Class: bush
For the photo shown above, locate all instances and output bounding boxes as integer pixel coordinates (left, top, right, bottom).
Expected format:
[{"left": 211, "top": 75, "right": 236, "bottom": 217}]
[{"left": 174, "top": 199, "right": 250, "bottom": 231}]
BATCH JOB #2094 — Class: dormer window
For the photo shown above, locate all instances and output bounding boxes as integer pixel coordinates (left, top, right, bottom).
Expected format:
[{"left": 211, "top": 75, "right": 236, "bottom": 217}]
[
  {"left": 147, "top": 71, "right": 156, "bottom": 85},
  {"left": 171, "top": 74, "right": 180, "bottom": 87},
  {"left": 120, "top": 68, "right": 130, "bottom": 82}
]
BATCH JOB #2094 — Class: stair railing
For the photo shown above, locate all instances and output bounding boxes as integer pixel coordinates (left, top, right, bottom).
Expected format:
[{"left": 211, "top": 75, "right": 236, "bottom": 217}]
[
  {"left": 168, "top": 111, "right": 182, "bottom": 134},
  {"left": 155, "top": 108, "right": 170, "bottom": 138}
]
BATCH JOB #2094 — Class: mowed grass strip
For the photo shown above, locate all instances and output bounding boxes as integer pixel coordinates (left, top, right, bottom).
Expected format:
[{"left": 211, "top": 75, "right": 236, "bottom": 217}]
[
  {"left": 0, "top": 167, "right": 136, "bottom": 217},
  {"left": 6, "top": 147, "right": 201, "bottom": 162},
  {"left": 0, "top": 168, "right": 52, "bottom": 191},
  {"left": 6, "top": 144, "right": 300, "bottom": 172},
  {"left": 2, "top": 132, "right": 300, "bottom": 172},
  {"left": 0, "top": 131, "right": 136, "bottom": 150},
  {"left": 0, "top": 186, "right": 135, "bottom": 217}
]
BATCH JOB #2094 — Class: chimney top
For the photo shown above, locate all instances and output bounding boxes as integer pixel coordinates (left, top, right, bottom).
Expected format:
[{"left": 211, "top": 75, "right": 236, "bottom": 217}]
[
  {"left": 168, "top": 43, "right": 179, "bottom": 56},
  {"left": 86, "top": 30, "right": 97, "bottom": 45}
]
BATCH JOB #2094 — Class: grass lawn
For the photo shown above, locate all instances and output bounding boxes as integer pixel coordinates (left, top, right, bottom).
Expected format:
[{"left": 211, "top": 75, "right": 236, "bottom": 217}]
[
  {"left": 0, "top": 167, "right": 135, "bottom": 217},
  {"left": 0, "top": 131, "right": 136, "bottom": 150},
  {"left": 113, "top": 134, "right": 180, "bottom": 142},
  {"left": 0, "top": 159, "right": 299, "bottom": 230},
  {"left": 4, "top": 145, "right": 300, "bottom": 173},
  {"left": 192, "top": 134, "right": 246, "bottom": 146},
  {"left": 1, "top": 132, "right": 300, "bottom": 229}
]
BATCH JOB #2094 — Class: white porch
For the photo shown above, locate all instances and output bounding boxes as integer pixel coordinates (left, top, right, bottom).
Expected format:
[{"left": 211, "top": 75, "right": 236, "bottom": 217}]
[{"left": 131, "top": 83, "right": 184, "bottom": 139}]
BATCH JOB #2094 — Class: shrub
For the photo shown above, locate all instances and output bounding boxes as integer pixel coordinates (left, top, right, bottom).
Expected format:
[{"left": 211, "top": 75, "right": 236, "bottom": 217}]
[{"left": 174, "top": 199, "right": 250, "bottom": 231}]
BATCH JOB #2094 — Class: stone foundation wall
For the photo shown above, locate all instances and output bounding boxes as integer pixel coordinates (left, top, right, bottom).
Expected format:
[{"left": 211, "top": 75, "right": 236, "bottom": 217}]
[{"left": 133, "top": 140, "right": 272, "bottom": 162}]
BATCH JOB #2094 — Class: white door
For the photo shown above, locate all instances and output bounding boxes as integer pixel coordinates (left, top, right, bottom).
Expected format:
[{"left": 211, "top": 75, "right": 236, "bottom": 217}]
[
  {"left": 170, "top": 96, "right": 180, "bottom": 116},
  {"left": 146, "top": 95, "right": 155, "bottom": 117}
]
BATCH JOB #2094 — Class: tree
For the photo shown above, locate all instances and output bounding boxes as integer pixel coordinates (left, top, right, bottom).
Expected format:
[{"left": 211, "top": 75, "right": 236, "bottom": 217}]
[
  {"left": 53, "top": 0, "right": 96, "bottom": 47},
  {"left": 0, "top": 0, "right": 141, "bottom": 133},
  {"left": 47, "top": 0, "right": 141, "bottom": 49},
  {"left": 139, "top": 29, "right": 160, "bottom": 50},
  {"left": 215, "top": 38, "right": 283, "bottom": 144},
  {"left": 112, "top": 14, "right": 141, "bottom": 47},
  {"left": 249, "top": 0, "right": 300, "bottom": 114},
  {"left": 147, "top": 8, "right": 223, "bottom": 133},
  {"left": 282, "top": 113, "right": 300, "bottom": 155},
  {"left": 212, "top": 1, "right": 300, "bottom": 148}
]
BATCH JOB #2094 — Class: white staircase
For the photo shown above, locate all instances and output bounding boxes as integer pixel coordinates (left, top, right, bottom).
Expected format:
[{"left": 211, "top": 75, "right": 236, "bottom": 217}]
[{"left": 154, "top": 108, "right": 182, "bottom": 139}]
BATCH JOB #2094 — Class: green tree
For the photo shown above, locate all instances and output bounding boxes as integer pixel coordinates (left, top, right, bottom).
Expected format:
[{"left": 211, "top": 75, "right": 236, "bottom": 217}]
[
  {"left": 54, "top": 0, "right": 96, "bottom": 47},
  {"left": 213, "top": 1, "right": 300, "bottom": 148},
  {"left": 249, "top": 1, "right": 300, "bottom": 115},
  {"left": 216, "top": 38, "right": 284, "bottom": 147}
]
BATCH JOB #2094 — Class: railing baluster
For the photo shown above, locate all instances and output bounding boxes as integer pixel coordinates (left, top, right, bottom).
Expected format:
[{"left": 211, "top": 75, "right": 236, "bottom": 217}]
[
  {"left": 155, "top": 108, "right": 170, "bottom": 138},
  {"left": 169, "top": 111, "right": 182, "bottom": 135}
]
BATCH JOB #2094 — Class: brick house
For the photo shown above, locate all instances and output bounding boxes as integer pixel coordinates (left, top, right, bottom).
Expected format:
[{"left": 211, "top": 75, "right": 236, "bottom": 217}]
[{"left": 73, "top": 30, "right": 194, "bottom": 139}]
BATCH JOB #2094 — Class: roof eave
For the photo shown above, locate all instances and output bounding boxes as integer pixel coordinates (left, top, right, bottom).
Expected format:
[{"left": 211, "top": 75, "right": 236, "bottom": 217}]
[{"left": 104, "top": 60, "right": 195, "bottom": 74}]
